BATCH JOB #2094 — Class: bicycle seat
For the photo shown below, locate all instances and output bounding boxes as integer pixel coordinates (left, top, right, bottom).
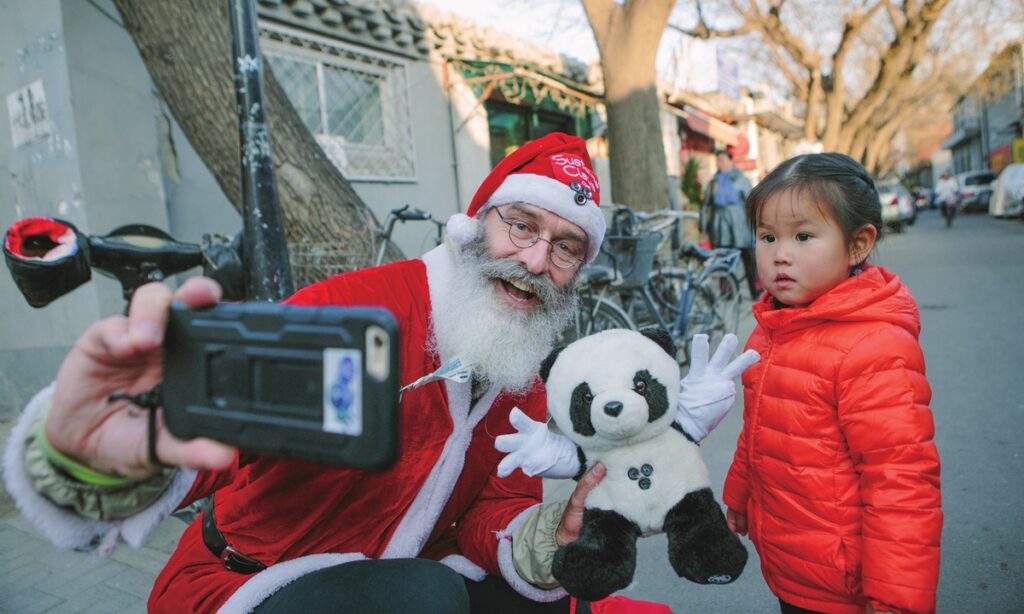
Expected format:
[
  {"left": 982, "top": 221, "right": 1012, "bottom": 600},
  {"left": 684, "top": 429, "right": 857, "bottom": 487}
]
[
  {"left": 579, "top": 265, "right": 614, "bottom": 285},
  {"left": 681, "top": 242, "right": 714, "bottom": 260}
]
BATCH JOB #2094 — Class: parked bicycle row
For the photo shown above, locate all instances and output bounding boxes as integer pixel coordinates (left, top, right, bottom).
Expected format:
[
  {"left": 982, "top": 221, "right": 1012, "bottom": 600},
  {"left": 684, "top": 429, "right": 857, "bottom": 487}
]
[{"left": 558, "top": 205, "right": 745, "bottom": 366}]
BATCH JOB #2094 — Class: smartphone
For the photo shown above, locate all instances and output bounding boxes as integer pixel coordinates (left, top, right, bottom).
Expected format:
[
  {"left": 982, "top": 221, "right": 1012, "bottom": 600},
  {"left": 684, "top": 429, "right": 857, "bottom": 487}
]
[{"left": 162, "top": 302, "right": 399, "bottom": 470}]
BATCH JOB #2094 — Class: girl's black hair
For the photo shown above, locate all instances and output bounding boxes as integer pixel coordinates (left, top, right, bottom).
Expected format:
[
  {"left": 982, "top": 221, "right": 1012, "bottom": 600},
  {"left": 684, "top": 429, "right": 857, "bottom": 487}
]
[{"left": 745, "top": 153, "right": 883, "bottom": 250}]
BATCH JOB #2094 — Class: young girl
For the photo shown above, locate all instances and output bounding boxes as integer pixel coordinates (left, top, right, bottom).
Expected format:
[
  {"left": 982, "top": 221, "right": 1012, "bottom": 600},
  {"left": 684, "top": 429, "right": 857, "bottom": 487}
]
[{"left": 724, "top": 153, "right": 942, "bottom": 614}]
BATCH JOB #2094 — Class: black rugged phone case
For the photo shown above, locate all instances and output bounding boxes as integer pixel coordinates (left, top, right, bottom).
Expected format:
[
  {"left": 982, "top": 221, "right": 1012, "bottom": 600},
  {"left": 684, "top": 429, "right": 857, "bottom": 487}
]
[{"left": 163, "top": 302, "right": 399, "bottom": 470}]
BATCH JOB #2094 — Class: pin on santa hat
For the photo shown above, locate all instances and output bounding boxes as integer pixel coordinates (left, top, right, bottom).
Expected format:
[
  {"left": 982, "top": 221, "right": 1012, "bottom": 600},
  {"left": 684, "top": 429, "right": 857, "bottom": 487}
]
[{"left": 446, "top": 132, "right": 606, "bottom": 263}]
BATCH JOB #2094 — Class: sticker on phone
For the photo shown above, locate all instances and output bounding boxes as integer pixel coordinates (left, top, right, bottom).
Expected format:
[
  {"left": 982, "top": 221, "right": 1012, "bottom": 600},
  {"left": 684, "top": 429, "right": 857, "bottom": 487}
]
[{"left": 323, "top": 348, "right": 363, "bottom": 435}]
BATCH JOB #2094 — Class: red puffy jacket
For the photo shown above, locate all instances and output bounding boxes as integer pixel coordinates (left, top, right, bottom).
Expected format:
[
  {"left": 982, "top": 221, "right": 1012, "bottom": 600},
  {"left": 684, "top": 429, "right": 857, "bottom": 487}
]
[{"left": 724, "top": 265, "right": 942, "bottom": 614}]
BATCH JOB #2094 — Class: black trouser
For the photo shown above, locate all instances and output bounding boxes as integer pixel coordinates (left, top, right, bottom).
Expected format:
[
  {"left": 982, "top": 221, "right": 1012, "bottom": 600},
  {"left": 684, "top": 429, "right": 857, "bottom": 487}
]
[
  {"left": 779, "top": 598, "right": 824, "bottom": 613},
  {"left": 251, "top": 559, "right": 573, "bottom": 614}
]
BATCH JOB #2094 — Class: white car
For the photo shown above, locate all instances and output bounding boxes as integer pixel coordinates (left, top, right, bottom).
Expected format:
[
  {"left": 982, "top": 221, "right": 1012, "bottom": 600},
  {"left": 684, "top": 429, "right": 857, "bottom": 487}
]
[
  {"left": 876, "top": 182, "right": 916, "bottom": 232},
  {"left": 989, "top": 163, "right": 1024, "bottom": 218},
  {"left": 955, "top": 170, "right": 997, "bottom": 212}
]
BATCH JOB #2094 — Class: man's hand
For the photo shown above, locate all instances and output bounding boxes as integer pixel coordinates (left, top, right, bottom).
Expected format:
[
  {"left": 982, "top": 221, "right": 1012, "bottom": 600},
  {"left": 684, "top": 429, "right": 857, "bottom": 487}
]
[
  {"left": 726, "top": 508, "right": 747, "bottom": 536},
  {"left": 555, "top": 463, "right": 605, "bottom": 546},
  {"left": 45, "top": 277, "right": 236, "bottom": 480},
  {"left": 675, "top": 334, "right": 760, "bottom": 442},
  {"left": 495, "top": 408, "right": 579, "bottom": 479}
]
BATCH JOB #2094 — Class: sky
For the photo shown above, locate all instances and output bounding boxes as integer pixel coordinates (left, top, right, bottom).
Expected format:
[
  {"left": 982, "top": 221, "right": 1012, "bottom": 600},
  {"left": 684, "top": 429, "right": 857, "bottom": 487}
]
[{"left": 421, "top": 0, "right": 600, "bottom": 64}]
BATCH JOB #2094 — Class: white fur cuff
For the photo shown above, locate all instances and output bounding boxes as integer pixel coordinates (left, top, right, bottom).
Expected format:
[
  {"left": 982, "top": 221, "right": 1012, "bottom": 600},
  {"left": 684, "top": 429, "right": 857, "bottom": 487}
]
[
  {"left": 496, "top": 505, "right": 568, "bottom": 602},
  {"left": 2, "top": 384, "right": 197, "bottom": 556}
]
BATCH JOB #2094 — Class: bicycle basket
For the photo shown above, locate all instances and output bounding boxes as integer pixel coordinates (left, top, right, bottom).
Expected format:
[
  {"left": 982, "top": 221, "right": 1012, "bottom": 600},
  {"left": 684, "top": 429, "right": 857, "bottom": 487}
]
[{"left": 593, "top": 231, "right": 662, "bottom": 289}]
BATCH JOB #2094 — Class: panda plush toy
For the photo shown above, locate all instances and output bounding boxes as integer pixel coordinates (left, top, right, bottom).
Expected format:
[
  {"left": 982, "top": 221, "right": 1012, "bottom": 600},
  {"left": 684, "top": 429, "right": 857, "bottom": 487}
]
[{"left": 505, "top": 328, "right": 749, "bottom": 601}]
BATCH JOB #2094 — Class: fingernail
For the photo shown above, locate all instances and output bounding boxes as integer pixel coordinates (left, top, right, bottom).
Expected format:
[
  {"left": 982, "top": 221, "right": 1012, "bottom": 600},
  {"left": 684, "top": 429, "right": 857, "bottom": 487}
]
[
  {"left": 593, "top": 463, "right": 606, "bottom": 477},
  {"left": 130, "top": 322, "right": 163, "bottom": 345}
]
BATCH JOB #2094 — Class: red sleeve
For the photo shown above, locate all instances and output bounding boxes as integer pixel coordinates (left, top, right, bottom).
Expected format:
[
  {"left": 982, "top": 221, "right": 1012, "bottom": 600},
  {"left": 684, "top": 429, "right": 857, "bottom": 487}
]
[
  {"left": 455, "top": 464, "right": 543, "bottom": 574},
  {"left": 455, "top": 391, "right": 546, "bottom": 575},
  {"left": 838, "top": 326, "right": 941, "bottom": 614}
]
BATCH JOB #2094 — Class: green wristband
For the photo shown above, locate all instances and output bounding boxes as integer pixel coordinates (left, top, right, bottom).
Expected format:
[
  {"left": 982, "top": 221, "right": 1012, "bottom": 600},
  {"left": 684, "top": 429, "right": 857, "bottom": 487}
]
[{"left": 35, "top": 420, "right": 137, "bottom": 487}]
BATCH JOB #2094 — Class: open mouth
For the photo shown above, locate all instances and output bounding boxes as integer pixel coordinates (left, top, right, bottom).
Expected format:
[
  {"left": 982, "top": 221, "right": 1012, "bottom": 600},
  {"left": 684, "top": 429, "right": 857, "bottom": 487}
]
[{"left": 496, "top": 277, "right": 539, "bottom": 306}]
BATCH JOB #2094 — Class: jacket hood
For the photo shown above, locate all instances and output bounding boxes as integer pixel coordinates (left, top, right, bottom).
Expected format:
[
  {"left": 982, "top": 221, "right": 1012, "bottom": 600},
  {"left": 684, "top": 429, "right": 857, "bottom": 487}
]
[{"left": 752, "top": 264, "right": 920, "bottom": 338}]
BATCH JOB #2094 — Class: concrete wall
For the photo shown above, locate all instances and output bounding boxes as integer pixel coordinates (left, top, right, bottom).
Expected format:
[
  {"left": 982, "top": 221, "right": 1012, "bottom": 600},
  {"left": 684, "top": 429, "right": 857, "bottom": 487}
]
[{"left": 0, "top": 0, "right": 238, "bottom": 417}]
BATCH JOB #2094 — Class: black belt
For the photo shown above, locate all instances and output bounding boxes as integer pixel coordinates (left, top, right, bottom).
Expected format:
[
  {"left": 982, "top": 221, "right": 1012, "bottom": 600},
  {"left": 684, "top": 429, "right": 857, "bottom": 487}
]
[{"left": 202, "top": 494, "right": 267, "bottom": 574}]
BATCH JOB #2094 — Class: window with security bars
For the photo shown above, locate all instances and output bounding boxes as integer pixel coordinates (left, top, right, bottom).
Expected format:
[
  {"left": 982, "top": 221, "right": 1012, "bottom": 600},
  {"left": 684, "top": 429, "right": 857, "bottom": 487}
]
[{"left": 262, "top": 30, "right": 416, "bottom": 181}]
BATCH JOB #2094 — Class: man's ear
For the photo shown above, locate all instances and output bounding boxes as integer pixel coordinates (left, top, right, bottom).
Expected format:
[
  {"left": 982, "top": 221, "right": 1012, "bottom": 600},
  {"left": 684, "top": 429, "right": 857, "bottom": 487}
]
[
  {"left": 539, "top": 346, "right": 565, "bottom": 383},
  {"left": 848, "top": 224, "right": 878, "bottom": 266}
]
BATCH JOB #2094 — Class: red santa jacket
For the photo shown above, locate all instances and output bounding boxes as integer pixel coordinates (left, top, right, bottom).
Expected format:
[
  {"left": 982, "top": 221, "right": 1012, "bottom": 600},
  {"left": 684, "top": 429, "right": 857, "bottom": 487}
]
[
  {"left": 147, "top": 247, "right": 555, "bottom": 613},
  {"left": 724, "top": 265, "right": 942, "bottom": 614}
]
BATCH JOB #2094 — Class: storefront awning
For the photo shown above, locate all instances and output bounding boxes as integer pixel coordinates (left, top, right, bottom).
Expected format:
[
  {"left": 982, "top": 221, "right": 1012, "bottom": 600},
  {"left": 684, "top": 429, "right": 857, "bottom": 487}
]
[{"left": 664, "top": 104, "right": 739, "bottom": 146}]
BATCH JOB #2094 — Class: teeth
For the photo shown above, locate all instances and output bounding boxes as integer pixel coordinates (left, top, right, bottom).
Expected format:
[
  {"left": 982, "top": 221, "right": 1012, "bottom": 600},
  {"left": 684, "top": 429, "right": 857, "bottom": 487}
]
[{"left": 506, "top": 278, "right": 535, "bottom": 294}]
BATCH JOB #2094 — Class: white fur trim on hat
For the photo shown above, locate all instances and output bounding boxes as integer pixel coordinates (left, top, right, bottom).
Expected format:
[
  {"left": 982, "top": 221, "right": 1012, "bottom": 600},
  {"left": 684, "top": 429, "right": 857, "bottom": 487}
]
[
  {"left": 484, "top": 174, "right": 606, "bottom": 263},
  {"left": 445, "top": 213, "right": 480, "bottom": 247}
]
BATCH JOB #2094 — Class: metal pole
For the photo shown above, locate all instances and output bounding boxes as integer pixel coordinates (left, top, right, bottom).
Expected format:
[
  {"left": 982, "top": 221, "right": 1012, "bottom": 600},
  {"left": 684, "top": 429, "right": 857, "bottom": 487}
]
[{"left": 228, "top": 0, "right": 294, "bottom": 301}]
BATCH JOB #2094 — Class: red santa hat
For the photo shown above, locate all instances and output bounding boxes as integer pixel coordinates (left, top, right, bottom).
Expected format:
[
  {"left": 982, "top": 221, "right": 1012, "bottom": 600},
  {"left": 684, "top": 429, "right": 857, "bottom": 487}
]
[{"left": 446, "top": 132, "right": 606, "bottom": 263}]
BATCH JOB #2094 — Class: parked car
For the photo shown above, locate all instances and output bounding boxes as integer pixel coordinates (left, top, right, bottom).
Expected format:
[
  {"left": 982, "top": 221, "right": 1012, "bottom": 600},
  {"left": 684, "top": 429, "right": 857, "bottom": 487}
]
[
  {"left": 955, "top": 170, "right": 997, "bottom": 213},
  {"left": 989, "top": 163, "right": 1024, "bottom": 218},
  {"left": 877, "top": 182, "right": 916, "bottom": 232}
]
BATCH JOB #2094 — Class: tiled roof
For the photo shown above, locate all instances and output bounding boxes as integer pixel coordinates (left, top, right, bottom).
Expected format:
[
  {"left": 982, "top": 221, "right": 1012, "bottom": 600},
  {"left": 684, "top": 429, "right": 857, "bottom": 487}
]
[{"left": 256, "top": 0, "right": 592, "bottom": 86}]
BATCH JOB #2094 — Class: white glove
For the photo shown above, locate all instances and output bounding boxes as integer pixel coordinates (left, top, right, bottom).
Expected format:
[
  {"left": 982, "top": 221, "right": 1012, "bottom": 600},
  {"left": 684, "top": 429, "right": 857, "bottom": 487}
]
[
  {"left": 495, "top": 408, "right": 580, "bottom": 479},
  {"left": 675, "top": 334, "right": 760, "bottom": 442}
]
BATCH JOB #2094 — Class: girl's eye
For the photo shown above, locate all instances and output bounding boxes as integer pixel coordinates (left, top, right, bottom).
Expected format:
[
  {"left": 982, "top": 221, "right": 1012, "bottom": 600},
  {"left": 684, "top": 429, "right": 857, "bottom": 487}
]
[
  {"left": 796, "top": 232, "right": 810, "bottom": 241},
  {"left": 761, "top": 234, "right": 775, "bottom": 243}
]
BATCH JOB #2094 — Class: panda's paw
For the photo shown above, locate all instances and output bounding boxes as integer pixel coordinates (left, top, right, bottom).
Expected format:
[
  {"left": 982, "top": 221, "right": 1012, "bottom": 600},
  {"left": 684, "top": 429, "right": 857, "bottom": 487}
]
[
  {"left": 668, "top": 529, "right": 748, "bottom": 585},
  {"left": 553, "top": 541, "right": 634, "bottom": 601},
  {"left": 664, "top": 488, "right": 749, "bottom": 585}
]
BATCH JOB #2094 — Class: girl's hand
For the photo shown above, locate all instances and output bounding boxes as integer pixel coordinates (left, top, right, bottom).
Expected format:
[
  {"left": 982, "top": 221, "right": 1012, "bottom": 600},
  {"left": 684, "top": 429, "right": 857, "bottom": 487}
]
[{"left": 726, "top": 508, "right": 748, "bottom": 536}]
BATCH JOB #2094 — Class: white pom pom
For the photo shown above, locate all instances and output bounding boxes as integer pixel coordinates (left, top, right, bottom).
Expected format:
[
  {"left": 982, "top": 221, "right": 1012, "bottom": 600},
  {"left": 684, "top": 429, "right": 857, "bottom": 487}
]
[{"left": 446, "top": 213, "right": 479, "bottom": 246}]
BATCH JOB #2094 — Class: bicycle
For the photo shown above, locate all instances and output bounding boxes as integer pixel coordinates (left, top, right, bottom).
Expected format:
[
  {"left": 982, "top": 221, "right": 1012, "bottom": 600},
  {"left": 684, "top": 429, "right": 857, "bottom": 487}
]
[
  {"left": 645, "top": 242, "right": 743, "bottom": 363},
  {"left": 373, "top": 205, "right": 445, "bottom": 267},
  {"left": 589, "top": 206, "right": 742, "bottom": 365}
]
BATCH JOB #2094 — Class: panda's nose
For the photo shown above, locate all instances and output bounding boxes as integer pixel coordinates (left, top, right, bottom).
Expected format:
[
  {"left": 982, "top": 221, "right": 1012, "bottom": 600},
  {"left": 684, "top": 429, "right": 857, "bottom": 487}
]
[{"left": 603, "top": 401, "right": 623, "bottom": 417}]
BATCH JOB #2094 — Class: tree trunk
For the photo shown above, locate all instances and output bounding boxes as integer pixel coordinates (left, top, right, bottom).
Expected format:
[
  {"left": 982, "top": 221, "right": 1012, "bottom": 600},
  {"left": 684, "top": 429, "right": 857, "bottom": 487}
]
[
  {"left": 114, "top": 0, "right": 389, "bottom": 287},
  {"left": 583, "top": 0, "right": 673, "bottom": 213}
]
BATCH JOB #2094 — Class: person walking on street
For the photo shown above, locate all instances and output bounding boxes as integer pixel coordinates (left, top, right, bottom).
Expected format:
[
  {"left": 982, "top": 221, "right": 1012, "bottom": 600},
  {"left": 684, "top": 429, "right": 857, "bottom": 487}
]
[
  {"left": 701, "top": 149, "right": 758, "bottom": 298},
  {"left": 935, "top": 170, "right": 959, "bottom": 228},
  {"left": 725, "top": 153, "right": 942, "bottom": 614}
]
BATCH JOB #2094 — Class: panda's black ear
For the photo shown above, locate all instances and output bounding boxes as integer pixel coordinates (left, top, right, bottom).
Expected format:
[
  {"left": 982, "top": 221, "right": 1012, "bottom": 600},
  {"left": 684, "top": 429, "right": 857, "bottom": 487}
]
[
  {"left": 539, "top": 346, "right": 565, "bottom": 383},
  {"left": 639, "top": 327, "right": 676, "bottom": 358}
]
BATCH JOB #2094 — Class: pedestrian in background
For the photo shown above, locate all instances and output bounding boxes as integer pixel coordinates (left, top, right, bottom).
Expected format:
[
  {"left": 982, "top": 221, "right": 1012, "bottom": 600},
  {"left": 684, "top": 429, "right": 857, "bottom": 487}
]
[
  {"left": 700, "top": 149, "right": 758, "bottom": 298},
  {"left": 935, "top": 169, "right": 959, "bottom": 228},
  {"left": 724, "top": 153, "right": 942, "bottom": 614}
]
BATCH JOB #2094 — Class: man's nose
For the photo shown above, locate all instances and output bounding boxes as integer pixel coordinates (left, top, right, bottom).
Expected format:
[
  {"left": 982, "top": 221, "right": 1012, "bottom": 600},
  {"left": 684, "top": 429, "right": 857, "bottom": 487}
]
[{"left": 516, "top": 240, "right": 550, "bottom": 276}]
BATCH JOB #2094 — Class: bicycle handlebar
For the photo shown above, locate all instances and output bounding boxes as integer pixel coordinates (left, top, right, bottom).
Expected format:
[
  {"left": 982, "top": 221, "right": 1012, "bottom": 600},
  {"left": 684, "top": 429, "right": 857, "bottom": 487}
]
[{"left": 3, "top": 217, "right": 243, "bottom": 307}]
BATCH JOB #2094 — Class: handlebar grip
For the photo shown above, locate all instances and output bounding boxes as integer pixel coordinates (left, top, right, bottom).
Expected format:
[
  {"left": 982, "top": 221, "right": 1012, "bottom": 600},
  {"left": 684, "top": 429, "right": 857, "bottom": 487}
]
[
  {"left": 393, "top": 207, "right": 431, "bottom": 221},
  {"left": 2, "top": 217, "right": 92, "bottom": 308}
]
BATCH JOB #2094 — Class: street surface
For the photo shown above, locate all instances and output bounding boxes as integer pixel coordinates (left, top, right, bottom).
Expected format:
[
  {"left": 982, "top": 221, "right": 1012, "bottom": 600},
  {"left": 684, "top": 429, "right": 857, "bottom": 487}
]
[{"left": 0, "top": 209, "right": 1021, "bottom": 612}]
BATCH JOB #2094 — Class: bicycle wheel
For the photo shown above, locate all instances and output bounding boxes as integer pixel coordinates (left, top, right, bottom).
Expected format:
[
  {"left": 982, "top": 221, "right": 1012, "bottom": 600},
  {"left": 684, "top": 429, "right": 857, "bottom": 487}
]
[
  {"left": 557, "top": 295, "right": 634, "bottom": 348},
  {"left": 703, "top": 270, "right": 741, "bottom": 334},
  {"left": 686, "top": 283, "right": 727, "bottom": 353},
  {"left": 644, "top": 268, "right": 694, "bottom": 365}
]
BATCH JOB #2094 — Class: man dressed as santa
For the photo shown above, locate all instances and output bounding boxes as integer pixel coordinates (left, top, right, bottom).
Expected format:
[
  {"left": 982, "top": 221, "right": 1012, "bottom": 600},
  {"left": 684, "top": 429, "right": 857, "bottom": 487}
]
[{"left": 4, "top": 133, "right": 755, "bottom": 613}]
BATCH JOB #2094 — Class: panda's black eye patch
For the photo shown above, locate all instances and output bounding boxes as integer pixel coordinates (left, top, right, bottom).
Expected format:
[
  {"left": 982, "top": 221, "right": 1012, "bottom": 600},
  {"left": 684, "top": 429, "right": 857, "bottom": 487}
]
[
  {"left": 569, "top": 382, "right": 597, "bottom": 437},
  {"left": 634, "top": 370, "right": 669, "bottom": 422}
]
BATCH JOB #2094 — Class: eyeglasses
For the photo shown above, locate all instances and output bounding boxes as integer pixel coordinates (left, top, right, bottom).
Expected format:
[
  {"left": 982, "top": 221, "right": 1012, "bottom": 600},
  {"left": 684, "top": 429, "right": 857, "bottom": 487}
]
[{"left": 493, "top": 207, "right": 586, "bottom": 270}]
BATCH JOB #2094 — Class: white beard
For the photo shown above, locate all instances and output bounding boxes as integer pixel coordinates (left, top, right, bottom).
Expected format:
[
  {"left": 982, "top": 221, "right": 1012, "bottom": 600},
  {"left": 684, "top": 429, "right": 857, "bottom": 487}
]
[{"left": 430, "top": 239, "right": 578, "bottom": 394}]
